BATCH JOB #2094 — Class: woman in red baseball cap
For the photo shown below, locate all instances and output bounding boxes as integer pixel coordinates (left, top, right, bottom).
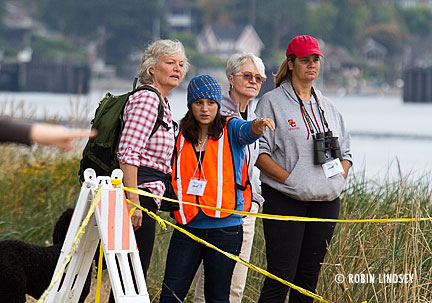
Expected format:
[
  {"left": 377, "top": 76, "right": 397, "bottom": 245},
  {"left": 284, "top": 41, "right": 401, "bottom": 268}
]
[{"left": 255, "top": 35, "right": 353, "bottom": 302}]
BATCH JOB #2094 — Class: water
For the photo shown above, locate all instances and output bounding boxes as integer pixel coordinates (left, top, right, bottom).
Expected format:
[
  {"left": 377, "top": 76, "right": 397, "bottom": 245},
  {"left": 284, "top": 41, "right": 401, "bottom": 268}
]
[
  {"left": 1, "top": 89, "right": 431, "bottom": 182},
  {"left": 331, "top": 94, "right": 432, "bottom": 181}
]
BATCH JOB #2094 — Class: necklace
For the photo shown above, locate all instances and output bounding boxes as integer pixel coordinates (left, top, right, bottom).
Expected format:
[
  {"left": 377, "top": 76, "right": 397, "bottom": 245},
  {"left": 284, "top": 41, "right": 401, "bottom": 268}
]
[
  {"left": 196, "top": 135, "right": 208, "bottom": 151},
  {"left": 198, "top": 133, "right": 208, "bottom": 144}
]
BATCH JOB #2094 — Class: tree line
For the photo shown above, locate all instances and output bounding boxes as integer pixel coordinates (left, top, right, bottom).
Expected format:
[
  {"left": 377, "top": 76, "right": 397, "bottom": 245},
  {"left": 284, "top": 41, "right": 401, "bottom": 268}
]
[{"left": 0, "top": 0, "right": 431, "bottom": 77}]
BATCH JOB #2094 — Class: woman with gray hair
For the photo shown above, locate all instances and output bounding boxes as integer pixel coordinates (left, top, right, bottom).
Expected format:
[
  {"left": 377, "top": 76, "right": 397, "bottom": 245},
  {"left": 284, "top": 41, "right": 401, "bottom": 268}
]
[
  {"left": 194, "top": 52, "right": 267, "bottom": 303},
  {"left": 116, "top": 39, "right": 189, "bottom": 287}
]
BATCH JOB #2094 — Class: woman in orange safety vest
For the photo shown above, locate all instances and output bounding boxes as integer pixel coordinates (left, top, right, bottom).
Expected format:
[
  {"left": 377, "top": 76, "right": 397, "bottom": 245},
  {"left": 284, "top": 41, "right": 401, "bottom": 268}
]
[{"left": 159, "top": 75, "right": 274, "bottom": 303}]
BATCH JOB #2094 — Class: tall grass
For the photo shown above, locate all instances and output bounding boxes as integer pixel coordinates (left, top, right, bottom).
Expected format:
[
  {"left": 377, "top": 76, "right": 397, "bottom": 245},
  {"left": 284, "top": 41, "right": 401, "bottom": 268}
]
[
  {"left": 243, "top": 171, "right": 432, "bottom": 303},
  {"left": 1, "top": 147, "right": 431, "bottom": 303},
  {"left": 317, "top": 172, "right": 432, "bottom": 303},
  {"left": 0, "top": 146, "right": 81, "bottom": 243}
]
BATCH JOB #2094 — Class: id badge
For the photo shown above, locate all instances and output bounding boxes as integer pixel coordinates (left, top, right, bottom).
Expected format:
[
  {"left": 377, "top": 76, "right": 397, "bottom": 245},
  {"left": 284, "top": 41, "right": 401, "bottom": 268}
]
[
  {"left": 186, "top": 178, "right": 207, "bottom": 196},
  {"left": 322, "top": 158, "right": 344, "bottom": 178}
]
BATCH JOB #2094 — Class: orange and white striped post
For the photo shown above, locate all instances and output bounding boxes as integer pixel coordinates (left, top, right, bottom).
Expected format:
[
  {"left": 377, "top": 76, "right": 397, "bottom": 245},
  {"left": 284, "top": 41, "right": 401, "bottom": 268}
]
[
  {"left": 44, "top": 169, "right": 149, "bottom": 303},
  {"left": 95, "top": 187, "right": 148, "bottom": 302}
]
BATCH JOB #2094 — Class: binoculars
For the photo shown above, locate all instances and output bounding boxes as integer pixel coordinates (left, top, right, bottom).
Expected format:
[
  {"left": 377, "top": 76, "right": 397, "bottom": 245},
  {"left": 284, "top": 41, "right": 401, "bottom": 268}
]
[{"left": 313, "top": 131, "right": 342, "bottom": 165}]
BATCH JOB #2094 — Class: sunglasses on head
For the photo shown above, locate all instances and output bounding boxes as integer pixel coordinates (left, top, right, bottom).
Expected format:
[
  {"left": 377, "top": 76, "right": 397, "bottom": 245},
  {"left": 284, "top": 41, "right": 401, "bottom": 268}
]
[{"left": 235, "top": 72, "right": 266, "bottom": 84}]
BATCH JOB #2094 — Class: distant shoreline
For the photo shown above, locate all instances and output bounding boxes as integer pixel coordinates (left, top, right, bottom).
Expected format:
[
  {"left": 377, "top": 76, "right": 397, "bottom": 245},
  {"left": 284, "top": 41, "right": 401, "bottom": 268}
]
[
  {"left": 89, "top": 77, "right": 134, "bottom": 91},
  {"left": 89, "top": 76, "right": 402, "bottom": 98}
]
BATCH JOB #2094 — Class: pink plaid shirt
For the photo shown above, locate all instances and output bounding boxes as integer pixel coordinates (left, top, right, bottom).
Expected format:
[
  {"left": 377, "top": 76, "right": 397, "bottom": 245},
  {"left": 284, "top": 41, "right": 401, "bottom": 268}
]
[{"left": 117, "top": 83, "right": 175, "bottom": 206}]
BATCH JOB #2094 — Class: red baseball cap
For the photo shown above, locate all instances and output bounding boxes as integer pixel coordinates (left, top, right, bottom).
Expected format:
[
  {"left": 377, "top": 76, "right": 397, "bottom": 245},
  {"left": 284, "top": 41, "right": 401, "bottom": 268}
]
[{"left": 286, "top": 35, "right": 324, "bottom": 58}]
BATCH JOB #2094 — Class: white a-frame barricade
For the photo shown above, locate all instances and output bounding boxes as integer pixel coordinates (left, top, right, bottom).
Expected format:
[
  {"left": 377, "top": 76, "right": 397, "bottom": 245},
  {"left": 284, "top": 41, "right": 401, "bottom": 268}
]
[{"left": 44, "top": 168, "right": 150, "bottom": 303}]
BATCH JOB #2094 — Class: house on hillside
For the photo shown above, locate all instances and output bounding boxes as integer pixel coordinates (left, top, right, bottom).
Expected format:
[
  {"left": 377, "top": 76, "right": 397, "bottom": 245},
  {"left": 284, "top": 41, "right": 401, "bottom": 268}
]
[
  {"left": 323, "top": 44, "right": 358, "bottom": 72},
  {"left": 318, "top": 43, "right": 363, "bottom": 92},
  {"left": 3, "top": 1, "right": 45, "bottom": 59},
  {"left": 196, "top": 24, "right": 264, "bottom": 58},
  {"left": 166, "top": 0, "right": 199, "bottom": 33},
  {"left": 360, "top": 38, "right": 387, "bottom": 67}
]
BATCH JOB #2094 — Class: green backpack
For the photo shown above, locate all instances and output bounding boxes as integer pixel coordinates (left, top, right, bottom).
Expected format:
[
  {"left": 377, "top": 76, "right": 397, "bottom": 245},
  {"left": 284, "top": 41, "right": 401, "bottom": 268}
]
[{"left": 78, "top": 79, "right": 166, "bottom": 182}]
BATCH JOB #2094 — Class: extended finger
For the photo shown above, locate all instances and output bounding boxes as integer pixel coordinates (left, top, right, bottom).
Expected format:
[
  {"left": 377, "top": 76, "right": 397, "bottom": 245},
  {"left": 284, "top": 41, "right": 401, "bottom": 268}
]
[
  {"left": 261, "top": 119, "right": 275, "bottom": 132},
  {"left": 266, "top": 119, "right": 275, "bottom": 131}
]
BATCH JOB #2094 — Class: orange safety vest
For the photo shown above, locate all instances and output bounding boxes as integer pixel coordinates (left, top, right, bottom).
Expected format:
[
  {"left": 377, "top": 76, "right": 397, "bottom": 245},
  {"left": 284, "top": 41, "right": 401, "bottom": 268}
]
[{"left": 172, "top": 120, "right": 252, "bottom": 225}]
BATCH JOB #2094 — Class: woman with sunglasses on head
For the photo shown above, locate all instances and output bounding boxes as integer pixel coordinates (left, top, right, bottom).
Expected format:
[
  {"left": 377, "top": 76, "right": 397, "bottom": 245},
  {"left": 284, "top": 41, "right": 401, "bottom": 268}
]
[
  {"left": 255, "top": 35, "right": 353, "bottom": 302},
  {"left": 160, "top": 75, "right": 274, "bottom": 303},
  {"left": 194, "top": 53, "right": 267, "bottom": 303}
]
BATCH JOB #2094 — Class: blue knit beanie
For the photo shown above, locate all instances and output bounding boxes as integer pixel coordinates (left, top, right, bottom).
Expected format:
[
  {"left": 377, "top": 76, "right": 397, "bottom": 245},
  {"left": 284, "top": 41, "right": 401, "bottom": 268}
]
[{"left": 187, "top": 75, "right": 222, "bottom": 108}]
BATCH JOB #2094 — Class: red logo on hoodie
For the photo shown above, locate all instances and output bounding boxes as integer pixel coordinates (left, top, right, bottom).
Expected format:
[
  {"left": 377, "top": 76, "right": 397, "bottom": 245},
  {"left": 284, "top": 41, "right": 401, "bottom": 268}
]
[{"left": 288, "top": 119, "right": 297, "bottom": 127}]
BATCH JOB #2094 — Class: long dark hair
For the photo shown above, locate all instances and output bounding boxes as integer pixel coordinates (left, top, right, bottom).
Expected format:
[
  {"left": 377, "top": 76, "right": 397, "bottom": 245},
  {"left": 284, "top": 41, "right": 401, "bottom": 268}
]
[{"left": 180, "top": 109, "right": 227, "bottom": 145}]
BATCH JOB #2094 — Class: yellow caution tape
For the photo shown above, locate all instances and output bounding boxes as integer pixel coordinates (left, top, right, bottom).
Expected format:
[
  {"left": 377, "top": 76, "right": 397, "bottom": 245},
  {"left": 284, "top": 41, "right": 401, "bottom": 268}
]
[
  {"left": 111, "top": 179, "right": 122, "bottom": 186},
  {"left": 131, "top": 197, "right": 370, "bottom": 302},
  {"left": 127, "top": 199, "right": 167, "bottom": 230},
  {"left": 126, "top": 200, "right": 333, "bottom": 303},
  {"left": 122, "top": 187, "right": 432, "bottom": 224},
  {"left": 37, "top": 189, "right": 101, "bottom": 303},
  {"left": 95, "top": 243, "right": 104, "bottom": 303},
  {"left": 129, "top": 206, "right": 137, "bottom": 217},
  {"left": 36, "top": 184, "right": 376, "bottom": 303}
]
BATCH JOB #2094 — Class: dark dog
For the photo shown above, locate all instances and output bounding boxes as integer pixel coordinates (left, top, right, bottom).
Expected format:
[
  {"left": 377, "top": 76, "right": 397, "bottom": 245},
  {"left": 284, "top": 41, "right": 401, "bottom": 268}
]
[{"left": 0, "top": 208, "right": 91, "bottom": 303}]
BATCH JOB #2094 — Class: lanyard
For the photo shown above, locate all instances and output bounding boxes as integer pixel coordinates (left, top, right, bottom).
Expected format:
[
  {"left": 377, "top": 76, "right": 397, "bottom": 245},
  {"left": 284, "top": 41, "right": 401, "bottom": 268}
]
[
  {"left": 288, "top": 83, "right": 329, "bottom": 135},
  {"left": 192, "top": 136, "right": 208, "bottom": 180},
  {"left": 310, "top": 88, "right": 329, "bottom": 130}
]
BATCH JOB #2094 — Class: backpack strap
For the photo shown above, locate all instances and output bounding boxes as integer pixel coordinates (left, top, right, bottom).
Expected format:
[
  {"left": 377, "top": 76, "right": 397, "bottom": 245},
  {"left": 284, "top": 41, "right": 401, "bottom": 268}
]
[
  {"left": 129, "top": 83, "right": 169, "bottom": 138},
  {"left": 133, "top": 77, "right": 138, "bottom": 89}
]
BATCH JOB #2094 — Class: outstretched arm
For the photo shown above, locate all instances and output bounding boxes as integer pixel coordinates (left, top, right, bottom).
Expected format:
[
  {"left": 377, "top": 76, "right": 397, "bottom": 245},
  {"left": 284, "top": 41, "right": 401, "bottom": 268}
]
[
  {"left": 0, "top": 117, "right": 95, "bottom": 150},
  {"left": 30, "top": 123, "right": 96, "bottom": 150}
]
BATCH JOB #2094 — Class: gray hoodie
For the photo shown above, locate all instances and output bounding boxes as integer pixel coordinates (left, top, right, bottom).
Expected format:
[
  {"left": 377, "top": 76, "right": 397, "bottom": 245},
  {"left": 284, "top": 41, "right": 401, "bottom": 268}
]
[
  {"left": 255, "top": 81, "right": 353, "bottom": 201},
  {"left": 220, "top": 92, "right": 265, "bottom": 207}
]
